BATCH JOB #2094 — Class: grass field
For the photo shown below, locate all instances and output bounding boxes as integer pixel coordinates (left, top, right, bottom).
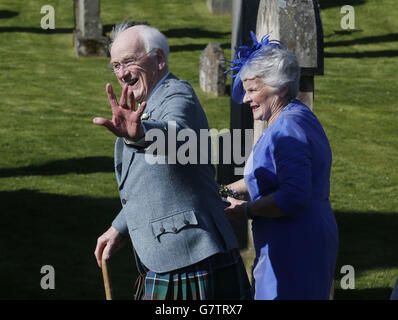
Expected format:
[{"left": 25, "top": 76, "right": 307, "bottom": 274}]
[{"left": 0, "top": 0, "right": 397, "bottom": 299}]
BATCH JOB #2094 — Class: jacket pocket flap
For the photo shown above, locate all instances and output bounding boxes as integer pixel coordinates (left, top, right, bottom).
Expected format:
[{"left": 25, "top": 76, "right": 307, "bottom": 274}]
[{"left": 151, "top": 210, "right": 198, "bottom": 238}]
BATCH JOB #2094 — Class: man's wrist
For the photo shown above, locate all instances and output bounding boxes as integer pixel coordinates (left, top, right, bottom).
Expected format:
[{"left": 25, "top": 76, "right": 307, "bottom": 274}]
[{"left": 123, "top": 136, "right": 146, "bottom": 147}]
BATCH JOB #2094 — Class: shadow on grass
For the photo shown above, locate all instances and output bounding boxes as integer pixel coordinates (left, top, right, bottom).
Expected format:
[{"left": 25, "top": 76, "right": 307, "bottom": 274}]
[
  {"left": 0, "top": 25, "right": 230, "bottom": 40},
  {"left": 318, "top": 0, "right": 367, "bottom": 10},
  {"left": 1, "top": 189, "right": 396, "bottom": 300},
  {"left": 0, "top": 26, "right": 73, "bottom": 34},
  {"left": 335, "top": 288, "right": 393, "bottom": 300},
  {"left": 0, "top": 24, "right": 230, "bottom": 53},
  {"left": 332, "top": 29, "right": 363, "bottom": 35},
  {"left": 0, "top": 189, "right": 137, "bottom": 300},
  {"left": 333, "top": 210, "right": 398, "bottom": 300},
  {"left": 0, "top": 156, "right": 114, "bottom": 178},
  {"left": 325, "top": 50, "right": 398, "bottom": 58},
  {"left": 325, "top": 33, "right": 398, "bottom": 47},
  {"left": 0, "top": 10, "right": 18, "bottom": 19},
  {"left": 0, "top": 23, "right": 140, "bottom": 34},
  {"left": 170, "top": 42, "right": 230, "bottom": 53},
  {"left": 335, "top": 210, "right": 398, "bottom": 270},
  {"left": 162, "top": 28, "right": 230, "bottom": 39}
]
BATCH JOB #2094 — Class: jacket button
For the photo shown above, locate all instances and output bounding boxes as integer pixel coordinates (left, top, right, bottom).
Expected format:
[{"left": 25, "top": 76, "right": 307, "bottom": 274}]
[
  {"left": 183, "top": 220, "right": 190, "bottom": 225},
  {"left": 122, "top": 199, "right": 127, "bottom": 205},
  {"left": 172, "top": 227, "right": 178, "bottom": 233},
  {"left": 160, "top": 227, "right": 165, "bottom": 233}
]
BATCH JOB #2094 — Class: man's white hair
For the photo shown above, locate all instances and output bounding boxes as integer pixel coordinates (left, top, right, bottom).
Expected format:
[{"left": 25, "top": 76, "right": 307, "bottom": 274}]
[
  {"left": 240, "top": 47, "right": 300, "bottom": 101},
  {"left": 109, "top": 22, "right": 170, "bottom": 62}
]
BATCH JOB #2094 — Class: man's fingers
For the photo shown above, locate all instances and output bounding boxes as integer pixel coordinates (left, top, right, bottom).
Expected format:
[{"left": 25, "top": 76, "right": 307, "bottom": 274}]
[
  {"left": 128, "top": 88, "right": 136, "bottom": 110},
  {"left": 226, "top": 196, "right": 235, "bottom": 204},
  {"left": 94, "top": 227, "right": 125, "bottom": 268},
  {"left": 93, "top": 117, "right": 109, "bottom": 125},
  {"left": 102, "top": 245, "right": 109, "bottom": 263},
  {"left": 102, "top": 242, "right": 114, "bottom": 262},
  {"left": 106, "top": 83, "right": 119, "bottom": 108},
  {"left": 93, "top": 117, "right": 115, "bottom": 130},
  {"left": 93, "top": 117, "right": 121, "bottom": 137},
  {"left": 120, "top": 84, "right": 129, "bottom": 109},
  {"left": 94, "top": 238, "right": 107, "bottom": 268},
  {"left": 136, "top": 101, "right": 147, "bottom": 115}
]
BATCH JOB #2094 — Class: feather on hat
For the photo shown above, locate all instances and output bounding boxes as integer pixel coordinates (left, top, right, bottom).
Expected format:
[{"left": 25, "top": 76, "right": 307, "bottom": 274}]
[{"left": 226, "top": 31, "right": 286, "bottom": 104}]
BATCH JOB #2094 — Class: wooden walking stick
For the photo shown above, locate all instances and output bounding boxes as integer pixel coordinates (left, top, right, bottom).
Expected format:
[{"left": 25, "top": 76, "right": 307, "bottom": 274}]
[{"left": 101, "top": 256, "right": 113, "bottom": 300}]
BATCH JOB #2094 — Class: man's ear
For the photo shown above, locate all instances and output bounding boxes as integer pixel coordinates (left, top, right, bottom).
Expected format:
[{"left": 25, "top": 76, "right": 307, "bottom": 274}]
[{"left": 156, "top": 49, "right": 167, "bottom": 71}]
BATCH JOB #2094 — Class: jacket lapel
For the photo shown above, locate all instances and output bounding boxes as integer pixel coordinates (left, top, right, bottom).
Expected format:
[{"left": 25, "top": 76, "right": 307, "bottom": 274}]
[
  {"left": 115, "top": 74, "right": 177, "bottom": 190},
  {"left": 119, "top": 143, "right": 135, "bottom": 190}
]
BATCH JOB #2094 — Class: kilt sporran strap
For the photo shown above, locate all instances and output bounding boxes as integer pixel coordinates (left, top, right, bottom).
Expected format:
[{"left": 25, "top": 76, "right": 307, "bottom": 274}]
[{"left": 133, "top": 273, "right": 146, "bottom": 300}]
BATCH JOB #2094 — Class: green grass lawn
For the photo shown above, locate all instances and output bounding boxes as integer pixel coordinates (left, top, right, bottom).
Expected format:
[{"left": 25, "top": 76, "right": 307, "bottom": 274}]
[
  {"left": 0, "top": 0, "right": 397, "bottom": 299},
  {"left": 316, "top": 0, "right": 398, "bottom": 299}
]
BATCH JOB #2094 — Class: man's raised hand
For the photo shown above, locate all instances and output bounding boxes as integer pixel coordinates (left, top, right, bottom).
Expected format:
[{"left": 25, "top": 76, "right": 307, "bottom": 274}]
[{"left": 93, "top": 83, "right": 146, "bottom": 141}]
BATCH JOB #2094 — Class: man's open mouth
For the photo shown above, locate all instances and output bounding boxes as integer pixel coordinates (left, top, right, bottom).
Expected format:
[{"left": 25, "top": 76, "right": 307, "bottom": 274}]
[{"left": 127, "top": 78, "right": 139, "bottom": 87}]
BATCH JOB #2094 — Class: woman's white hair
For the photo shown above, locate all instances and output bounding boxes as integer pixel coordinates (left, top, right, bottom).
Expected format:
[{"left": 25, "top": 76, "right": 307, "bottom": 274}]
[
  {"left": 109, "top": 22, "right": 169, "bottom": 62},
  {"left": 240, "top": 47, "right": 300, "bottom": 101}
]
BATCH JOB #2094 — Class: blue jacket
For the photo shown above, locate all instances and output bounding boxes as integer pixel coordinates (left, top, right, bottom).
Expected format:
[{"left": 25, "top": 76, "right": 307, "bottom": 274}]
[{"left": 111, "top": 73, "right": 238, "bottom": 273}]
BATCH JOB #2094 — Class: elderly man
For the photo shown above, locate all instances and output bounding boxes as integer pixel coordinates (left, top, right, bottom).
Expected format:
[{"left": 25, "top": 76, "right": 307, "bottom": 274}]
[{"left": 93, "top": 23, "right": 251, "bottom": 300}]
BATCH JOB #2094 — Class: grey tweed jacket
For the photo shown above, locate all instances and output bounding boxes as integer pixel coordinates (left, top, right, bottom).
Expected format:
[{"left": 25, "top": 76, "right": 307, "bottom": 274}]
[{"left": 111, "top": 73, "right": 238, "bottom": 273}]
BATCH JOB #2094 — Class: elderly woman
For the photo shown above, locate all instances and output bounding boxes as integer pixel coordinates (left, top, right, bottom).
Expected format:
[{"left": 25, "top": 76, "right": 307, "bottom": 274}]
[{"left": 225, "top": 33, "right": 338, "bottom": 300}]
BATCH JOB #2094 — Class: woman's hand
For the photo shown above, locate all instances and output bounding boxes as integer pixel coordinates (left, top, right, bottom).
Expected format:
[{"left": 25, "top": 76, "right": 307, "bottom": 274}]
[{"left": 224, "top": 196, "right": 247, "bottom": 221}]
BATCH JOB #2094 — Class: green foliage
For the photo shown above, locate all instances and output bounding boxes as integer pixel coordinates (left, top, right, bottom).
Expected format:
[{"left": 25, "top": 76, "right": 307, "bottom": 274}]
[{"left": 0, "top": 0, "right": 397, "bottom": 299}]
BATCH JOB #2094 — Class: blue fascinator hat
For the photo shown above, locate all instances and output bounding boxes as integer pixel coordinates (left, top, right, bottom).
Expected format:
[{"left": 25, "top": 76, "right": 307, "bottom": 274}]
[{"left": 226, "top": 31, "right": 286, "bottom": 104}]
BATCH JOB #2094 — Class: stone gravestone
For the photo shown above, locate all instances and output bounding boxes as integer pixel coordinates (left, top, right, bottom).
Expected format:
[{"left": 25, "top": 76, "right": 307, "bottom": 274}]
[
  {"left": 73, "top": 0, "right": 107, "bottom": 57},
  {"left": 207, "top": 0, "right": 233, "bottom": 15},
  {"left": 199, "top": 42, "right": 226, "bottom": 96},
  {"left": 217, "top": 0, "right": 260, "bottom": 186},
  {"left": 256, "top": 0, "right": 324, "bottom": 111},
  {"left": 254, "top": 0, "right": 324, "bottom": 146},
  {"left": 214, "top": 0, "right": 261, "bottom": 284}
]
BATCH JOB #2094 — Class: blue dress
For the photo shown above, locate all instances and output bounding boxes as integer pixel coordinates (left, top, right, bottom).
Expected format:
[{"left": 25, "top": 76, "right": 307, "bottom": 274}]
[{"left": 244, "top": 99, "right": 338, "bottom": 300}]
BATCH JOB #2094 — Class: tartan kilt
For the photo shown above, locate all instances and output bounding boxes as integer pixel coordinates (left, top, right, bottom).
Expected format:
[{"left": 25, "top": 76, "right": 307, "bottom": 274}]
[
  {"left": 142, "top": 269, "right": 209, "bottom": 300},
  {"left": 140, "top": 251, "right": 252, "bottom": 300}
]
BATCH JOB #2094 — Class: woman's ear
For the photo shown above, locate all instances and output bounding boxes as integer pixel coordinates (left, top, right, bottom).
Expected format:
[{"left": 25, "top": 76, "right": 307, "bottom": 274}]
[{"left": 278, "top": 83, "right": 289, "bottom": 98}]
